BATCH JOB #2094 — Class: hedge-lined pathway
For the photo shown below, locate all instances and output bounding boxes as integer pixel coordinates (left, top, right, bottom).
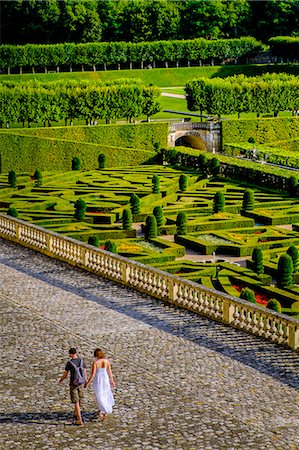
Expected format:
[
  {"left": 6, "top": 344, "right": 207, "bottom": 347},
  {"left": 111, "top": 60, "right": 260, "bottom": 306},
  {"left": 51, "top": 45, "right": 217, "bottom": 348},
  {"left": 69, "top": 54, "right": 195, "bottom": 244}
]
[{"left": 1, "top": 238, "right": 299, "bottom": 450}]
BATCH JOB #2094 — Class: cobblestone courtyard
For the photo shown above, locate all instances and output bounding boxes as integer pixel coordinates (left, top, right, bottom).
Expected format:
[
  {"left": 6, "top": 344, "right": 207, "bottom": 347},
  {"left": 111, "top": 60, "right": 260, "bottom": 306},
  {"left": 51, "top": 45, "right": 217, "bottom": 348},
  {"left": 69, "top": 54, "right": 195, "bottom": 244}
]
[{"left": 0, "top": 238, "right": 299, "bottom": 450}]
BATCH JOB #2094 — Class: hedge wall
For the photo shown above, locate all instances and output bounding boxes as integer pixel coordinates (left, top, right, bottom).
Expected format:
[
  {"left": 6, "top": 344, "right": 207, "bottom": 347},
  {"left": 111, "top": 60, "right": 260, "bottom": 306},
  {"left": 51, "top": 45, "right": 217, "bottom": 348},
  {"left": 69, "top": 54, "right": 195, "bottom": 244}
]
[{"left": 269, "top": 36, "right": 299, "bottom": 61}]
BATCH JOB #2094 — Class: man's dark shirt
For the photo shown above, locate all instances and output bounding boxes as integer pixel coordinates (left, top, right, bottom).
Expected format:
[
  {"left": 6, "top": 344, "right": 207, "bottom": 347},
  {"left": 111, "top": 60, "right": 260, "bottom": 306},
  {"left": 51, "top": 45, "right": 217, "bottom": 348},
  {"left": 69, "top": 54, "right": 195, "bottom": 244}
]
[{"left": 65, "top": 358, "right": 86, "bottom": 385}]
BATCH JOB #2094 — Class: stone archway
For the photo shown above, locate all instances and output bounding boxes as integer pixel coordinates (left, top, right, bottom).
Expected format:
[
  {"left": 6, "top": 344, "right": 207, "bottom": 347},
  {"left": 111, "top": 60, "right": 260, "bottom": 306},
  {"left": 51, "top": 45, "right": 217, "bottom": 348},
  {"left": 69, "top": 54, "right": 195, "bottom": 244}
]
[
  {"left": 168, "top": 122, "right": 221, "bottom": 153},
  {"left": 175, "top": 132, "right": 207, "bottom": 150}
]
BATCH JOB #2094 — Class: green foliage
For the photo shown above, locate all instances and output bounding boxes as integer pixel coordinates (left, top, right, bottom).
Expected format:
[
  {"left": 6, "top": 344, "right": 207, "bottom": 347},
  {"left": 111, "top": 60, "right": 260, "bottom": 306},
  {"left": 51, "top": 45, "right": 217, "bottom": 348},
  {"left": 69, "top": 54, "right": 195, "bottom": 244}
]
[
  {"left": 33, "top": 169, "right": 43, "bottom": 186},
  {"left": 267, "top": 298, "right": 282, "bottom": 314},
  {"left": 269, "top": 37, "right": 299, "bottom": 61},
  {"left": 104, "top": 240, "right": 117, "bottom": 254},
  {"left": 8, "top": 170, "right": 17, "bottom": 188},
  {"left": 198, "top": 153, "right": 208, "bottom": 176},
  {"left": 7, "top": 206, "right": 18, "bottom": 218},
  {"left": 176, "top": 211, "right": 187, "bottom": 235},
  {"left": 122, "top": 208, "right": 133, "bottom": 230},
  {"left": 98, "top": 154, "right": 106, "bottom": 169},
  {"left": 179, "top": 174, "right": 188, "bottom": 192},
  {"left": 288, "top": 176, "right": 298, "bottom": 196},
  {"left": 242, "top": 189, "right": 255, "bottom": 211},
  {"left": 240, "top": 287, "right": 256, "bottom": 303},
  {"left": 248, "top": 137, "right": 256, "bottom": 144},
  {"left": 277, "top": 254, "right": 294, "bottom": 289},
  {"left": 74, "top": 198, "right": 86, "bottom": 221},
  {"left": 72, "top": 157, "right": 81, "bottom": 171},
  {"left": 153, "top": 206, "right": 163, "bottom": 227},
  {"left": 152, "top": 175, "right": 160, "bottom": 194},
  {"left": 251, "top": 247, "right": 264, "bottom": 275},
  {"left": 88, "top": 236, "right": 100, "bottom": 247},
  {"left": 130, "top": 193, "right": 141, "bottom": 214},
  {"left": 213, "top": 192, "right": 225, "bottom": 213},
  {"left": 145, "top": 215, "right": 157, "bottom": 240},
  {"left": 210, "top": 158, "right": 220, "bottom": 176},
  {"left": 287, "top": 245, "right": 299, "bottom": 273}
]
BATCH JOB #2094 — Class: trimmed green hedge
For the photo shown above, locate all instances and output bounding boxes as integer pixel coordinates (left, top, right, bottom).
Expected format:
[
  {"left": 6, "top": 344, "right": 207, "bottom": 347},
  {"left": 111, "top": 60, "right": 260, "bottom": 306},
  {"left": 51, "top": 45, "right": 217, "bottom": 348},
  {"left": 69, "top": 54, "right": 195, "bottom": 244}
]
[{"left": 269, "top": 36, "right": 299, "bottom": 60}]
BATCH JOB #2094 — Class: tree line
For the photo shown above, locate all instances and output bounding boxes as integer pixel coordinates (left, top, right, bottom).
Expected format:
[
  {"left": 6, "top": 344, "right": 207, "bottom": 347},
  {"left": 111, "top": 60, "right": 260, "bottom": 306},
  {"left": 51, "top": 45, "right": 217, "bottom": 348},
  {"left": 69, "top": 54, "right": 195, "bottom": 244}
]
[
  {"left": 1, "top": 0, "right": 299, "bottom": 45},
  {"left": 185, "top": 74, "right": 299, "bottom": 117},
  {"left": 0, "top": 37, "right": 264, "bottom": 73},
  {"left": 0, "top": 81, "right": 161, "bottom": 127}
]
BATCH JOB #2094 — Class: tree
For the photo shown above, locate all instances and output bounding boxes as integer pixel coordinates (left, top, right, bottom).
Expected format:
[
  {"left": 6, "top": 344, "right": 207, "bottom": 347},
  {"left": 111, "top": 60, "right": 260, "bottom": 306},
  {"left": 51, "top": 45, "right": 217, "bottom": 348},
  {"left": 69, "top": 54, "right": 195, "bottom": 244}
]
[
  {"left": 210, "top": 157, "right": 220, "bottom": 176},
  {"left": 144, "top": 215, "right": 157, "bottom": 240},
  {"left": 176, "top": 212, "right": 187, "bottom": 235},
  {"left": 104, "top": 240, "right": 117, "bottom": 253},
  {"left": 152, "top": 175, "right": 160, "bottom": 194},
  {"left": 74, "top": 198, "right": 86, "bottom": 221},
  {"left": 179, "top": 174, "right": 188, "bottom": 192},
  {"left": 88, "top": 236, "right": 100, "bottom": 247},
  {"left": 33, "top": 169, "right": 43, "bottom": 187},
  {"left": 267, "top": 298, "right": 282, "bottom": 314},
  {"left": 288, "top": 175, "right": 298, "bottom": 196},
  {"left": 7, "top": 206, "right": 18, "bottom": 218},
  {"left": 198, "top": 153, "right": 208, "bottom": 176},
  {"left": 98, "top": 154, "right": 106, "bottom": 169},
  {"left": 122, "top": 208, "right": 132, "bottom": 230},
  {"left": 72, "top": 156, "right": 81, "bottom": 171},
  {"left": 277, "top": 254, "right": 294, "bottom": 289},
  {"left": 8, "top": 170, "right": 17, "bottom": 188},
  {"left": 251, "top": 247, "right": 264, "bottom": 275},
  {"left": 130, "top": 193, "right": 141, "bottom": 214},
  {"left": 213, "top": 192, "right": 225, "bottom": 213},
  {"left": 287, "top": 245, "right": 299, "bottom": 273},
  {"left": 153, "top": 206, "right": 164, "bottom": 227},
  {"left": 240, "top": 287, "right": 256, "bottom": 303},
  {"left": 242, "top": 189, "right": 255, "bottom": 211}
]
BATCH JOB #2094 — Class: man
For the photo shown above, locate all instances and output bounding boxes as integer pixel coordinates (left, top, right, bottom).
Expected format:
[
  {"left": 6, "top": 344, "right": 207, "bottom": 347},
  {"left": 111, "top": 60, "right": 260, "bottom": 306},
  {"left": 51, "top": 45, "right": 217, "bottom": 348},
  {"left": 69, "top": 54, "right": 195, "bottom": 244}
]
[{"left": 59, "top": 348, "right": 87, "bottom": 426}]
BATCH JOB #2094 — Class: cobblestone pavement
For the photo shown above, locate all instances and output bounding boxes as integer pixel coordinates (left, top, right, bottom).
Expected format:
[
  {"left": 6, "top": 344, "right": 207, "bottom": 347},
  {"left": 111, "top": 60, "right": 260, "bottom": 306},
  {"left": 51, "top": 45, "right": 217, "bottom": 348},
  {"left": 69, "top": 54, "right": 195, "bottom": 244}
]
[{"left": 0, "top": 238, "right": 299, "bottom": 450}]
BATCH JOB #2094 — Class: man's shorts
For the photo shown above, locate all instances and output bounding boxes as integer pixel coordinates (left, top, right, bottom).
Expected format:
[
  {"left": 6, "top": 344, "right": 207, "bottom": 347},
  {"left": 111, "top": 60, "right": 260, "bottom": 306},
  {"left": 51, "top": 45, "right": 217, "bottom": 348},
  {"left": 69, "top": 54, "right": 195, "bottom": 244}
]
[{"left": 70, "top": 384, "right": 84, "bottom": 404}]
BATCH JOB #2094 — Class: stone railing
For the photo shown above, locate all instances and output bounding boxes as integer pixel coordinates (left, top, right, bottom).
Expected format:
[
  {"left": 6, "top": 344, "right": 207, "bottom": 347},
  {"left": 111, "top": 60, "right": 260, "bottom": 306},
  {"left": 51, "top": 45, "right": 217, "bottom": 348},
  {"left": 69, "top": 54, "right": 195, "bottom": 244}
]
[
  {"left": 170, "top": 122, "right": 221, "bottom": 132},
  {"left": 1, "top": 213, "right": 298, "bottom": 351}
]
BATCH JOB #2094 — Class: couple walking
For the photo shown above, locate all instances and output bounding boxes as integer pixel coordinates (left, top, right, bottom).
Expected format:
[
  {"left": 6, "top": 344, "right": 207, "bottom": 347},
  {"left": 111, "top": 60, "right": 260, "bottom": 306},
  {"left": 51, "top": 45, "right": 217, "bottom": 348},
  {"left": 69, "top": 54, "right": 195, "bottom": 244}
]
[{"left": 59, "top": 347, "right": 115, "bottom": 426}]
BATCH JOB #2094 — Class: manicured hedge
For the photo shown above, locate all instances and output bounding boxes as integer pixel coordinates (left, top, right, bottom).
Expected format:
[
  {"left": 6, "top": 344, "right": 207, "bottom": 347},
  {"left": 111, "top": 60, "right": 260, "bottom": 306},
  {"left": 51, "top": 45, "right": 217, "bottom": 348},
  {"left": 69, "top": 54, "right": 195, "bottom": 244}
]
[{"left": 269, "top": 36, "right": 299, "bottom": 61}]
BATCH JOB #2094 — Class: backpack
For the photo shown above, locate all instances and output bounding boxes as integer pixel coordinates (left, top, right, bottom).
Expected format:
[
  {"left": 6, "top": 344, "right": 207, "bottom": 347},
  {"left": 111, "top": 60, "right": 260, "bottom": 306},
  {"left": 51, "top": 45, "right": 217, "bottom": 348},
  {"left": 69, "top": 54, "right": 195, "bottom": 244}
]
[{"left": 69, "top": 359, "right": 85, "bottom": 386}]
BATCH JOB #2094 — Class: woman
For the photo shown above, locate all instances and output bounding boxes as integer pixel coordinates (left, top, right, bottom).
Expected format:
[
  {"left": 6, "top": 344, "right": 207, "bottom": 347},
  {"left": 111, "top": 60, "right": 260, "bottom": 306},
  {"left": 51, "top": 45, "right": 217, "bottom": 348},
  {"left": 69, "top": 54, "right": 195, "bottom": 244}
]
[{"left": 85, "top": 348, "right": 116, "bottom": 420}]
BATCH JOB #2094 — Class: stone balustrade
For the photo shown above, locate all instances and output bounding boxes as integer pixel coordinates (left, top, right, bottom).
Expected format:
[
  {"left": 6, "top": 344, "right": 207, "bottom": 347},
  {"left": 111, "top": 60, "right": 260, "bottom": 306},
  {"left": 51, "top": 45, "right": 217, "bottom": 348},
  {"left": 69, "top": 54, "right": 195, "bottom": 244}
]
[{"left": 1, "top": 213, "right": 298, "bottom": 351}]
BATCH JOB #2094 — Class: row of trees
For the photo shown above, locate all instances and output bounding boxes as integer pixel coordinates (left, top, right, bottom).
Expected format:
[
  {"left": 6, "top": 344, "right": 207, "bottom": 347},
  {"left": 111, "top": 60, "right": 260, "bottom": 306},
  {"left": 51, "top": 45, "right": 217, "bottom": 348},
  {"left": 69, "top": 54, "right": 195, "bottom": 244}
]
[
  {"left": 185, "top": 74, "right": 299, "bottom": 116},
  {"left": 0, "top": 83, "right": 161, "bottom": 126},
  {"left": 2, "top": 0, "right": 299, "bottom": 44},
  {"left": 0, "top": 37, "right": 264, "bottom": 71}
]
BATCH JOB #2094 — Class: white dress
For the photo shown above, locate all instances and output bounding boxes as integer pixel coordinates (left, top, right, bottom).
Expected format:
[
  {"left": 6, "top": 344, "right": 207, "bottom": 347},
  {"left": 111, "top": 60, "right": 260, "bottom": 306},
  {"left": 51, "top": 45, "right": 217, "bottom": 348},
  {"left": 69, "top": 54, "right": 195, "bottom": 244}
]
[{"left": 93, "top": 367, "right": 115, "bottom": 414}]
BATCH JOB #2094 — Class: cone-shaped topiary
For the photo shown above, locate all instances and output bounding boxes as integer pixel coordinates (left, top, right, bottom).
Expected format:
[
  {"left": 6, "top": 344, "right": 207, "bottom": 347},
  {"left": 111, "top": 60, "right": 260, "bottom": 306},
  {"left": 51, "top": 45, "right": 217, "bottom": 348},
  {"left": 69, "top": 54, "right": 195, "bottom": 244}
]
[
  {"left": 210, "top": 157, "right": 220, "bottom": 176},
  {"left": 72, "top": 157, "right": 81, "bottom": 171},
  {"left": 240, "top": 287, "right": 256, "bottom": 303},
  {"left": 287, "top": 245, "right": 299, "bottom": 273},
  {"left": 251, "top": 247, "right": 264, "bottom": 275},
  {"left": 33, "top": 169, "right": 43, "bottom": 186},
  {"left": 105, "top": 240, "right": 117, "bottom": 254},
  {"left": 130, "top": 193, "right": 141, "bottom": 214},
  {"left": 88, "top": 236, "right": 100, "bottom": 247},
  {"left": 288, "top": 175, "right": 298, "bottom": 196},
  {"left": 7, "top": 206, "right": 18, "bottom": 218},
  {"left": 152, "top": 175, "right": 160, "bottom": 194},
  {"left": 8, "top": 170, "right": 17, "bottom": 188},
  {"left": 74, "top": 198, "right": 86, "bottom": 221},
  {"left": 198, "top": 153, "right": 208, "bottom": 176},
  {"left": 248, "top": 137, "right": 256, "bottom": 144},
  {"left": 98, "top": 154, "right": 106, "bottom": 169},
  {"left": 153, "top": 206, "right": 163, "bottom": 227},
  {"left": 277, "top": 254, "right": 294, "bottom": 289},
  {"left": 213, "top": 191, "right": 225, "bottom": 213},
  {"left": 267, "top": 298, "right": 282, "bottom": 314},
  {"left": 144, "top": 215, "right": 157, "bottom": 240},
  {"left": 242, "top": 189, "right": 255, "bottom": 211},
  {"left": 176, "top": 211, "right": 187, "bottom": 235},
  {"left": 179, "top": 174, "right": 188, "bottom": 192},
  {"left": 122, "top": 208, "right": 132, "bottom": 230}
]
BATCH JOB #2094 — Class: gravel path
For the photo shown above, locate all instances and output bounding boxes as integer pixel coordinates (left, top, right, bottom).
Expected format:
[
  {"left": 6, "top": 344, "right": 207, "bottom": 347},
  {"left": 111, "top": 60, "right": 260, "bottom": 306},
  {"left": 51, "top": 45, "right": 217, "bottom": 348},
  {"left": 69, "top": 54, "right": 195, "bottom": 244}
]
[{"left": 0, "top": 238, "right": 299, "bottom": 450}]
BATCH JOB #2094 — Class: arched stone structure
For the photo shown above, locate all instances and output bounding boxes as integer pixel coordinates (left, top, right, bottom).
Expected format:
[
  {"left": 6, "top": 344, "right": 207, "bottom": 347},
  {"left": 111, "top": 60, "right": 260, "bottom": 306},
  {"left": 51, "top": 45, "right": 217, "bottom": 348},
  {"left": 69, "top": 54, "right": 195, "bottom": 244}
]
[{"left": 168, "top": 121, "right": 221, "bottom": 153}]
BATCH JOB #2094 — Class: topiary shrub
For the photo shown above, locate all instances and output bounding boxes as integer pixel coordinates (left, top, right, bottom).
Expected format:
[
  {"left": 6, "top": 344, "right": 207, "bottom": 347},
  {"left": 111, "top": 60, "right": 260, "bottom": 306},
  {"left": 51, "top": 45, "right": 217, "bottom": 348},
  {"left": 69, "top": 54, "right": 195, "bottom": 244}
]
[
  {"left": 153, "top": 206, "right": 163, "bottom": 227},
  {"left": 152, "top": 175, "right": 160, "bottom": 194},
  {"left": 277, "top": 254, "right": 293, "bottom": 289},
  {"left": 74, "top": 198, "right": 86, "bottom": 221},
  {"left": 198, "top": 153, "right": 208, "bottom": 176},
  {"left": 8, "top": 170, "right": 17, "bottom": 188},
  {"left": 98, "top": 153, "right": 106, "bottom": 169},
  {"left": 72, "top": 157, "right": 81, "bottom": 171},
  {"left": 7, "top": 206, "right": 18, "bottom": 218},
  {"left": 267, "top": 298, "right": 282, "bottom": 314},
  {"left": 144, "top": 215, "right": 157, "bottom": 240},
  {"left": 179, "top": 174, "right": 188, "bottom": 192},
  {"left": 288, "top": 175, "right": 298, "bottom": 196},
  {"left": 210, "top": 157, "right": 220, "bottom": 177},
  {"left": 213, "top": 191, "right": 225, "bottom": 213},
  {"left": 176, "top": 211, "right": 187, "bottom": 235},
  {"left": 251, "top": 247, "right": 264, "bottom": 275},
  {"left": 130, "top": 193, "right": 141, "bottom": 214},
  {"left": 104, "top": 240, "right": 117, "bottom": 254},
  {"left": 240, "top": 287, "right": 256, "bottom": 303},
  {"left": 248, "top": 137, "right": 256, "bottom": 144},
  {"left": 154, "top": 142, "right": 161, "bottom": 152},
  {"left": 242, "top": 189, "right": 255, "bottom": 211},
  {"left": 122, "top": 208, "right": 132, "bottom": 230},
  {"left": 33, "top": 169, "right": 43, "bottom": 186},
  {"left": 88, "top": 236, "right": 100, "bottom": 247},
  {"left": 287, "top": 245, "right": 299, "bottom": 273},
  {"left": 166, "top": 149, "right": 178, "bottom": 165}
]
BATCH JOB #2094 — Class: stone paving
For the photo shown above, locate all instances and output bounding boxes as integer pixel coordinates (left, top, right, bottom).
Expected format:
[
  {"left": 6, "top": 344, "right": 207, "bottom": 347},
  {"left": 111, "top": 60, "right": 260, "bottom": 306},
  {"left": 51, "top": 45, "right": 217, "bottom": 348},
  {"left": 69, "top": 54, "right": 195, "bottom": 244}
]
[{"left": 0, "top": 237, "right": 299, "bottom": 450}]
